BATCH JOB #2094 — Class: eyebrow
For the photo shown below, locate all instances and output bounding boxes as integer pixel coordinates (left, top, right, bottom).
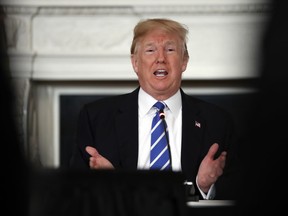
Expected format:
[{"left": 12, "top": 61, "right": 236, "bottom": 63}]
[{"left": 144, "top": 41, "right": 177, "bottom": 47}]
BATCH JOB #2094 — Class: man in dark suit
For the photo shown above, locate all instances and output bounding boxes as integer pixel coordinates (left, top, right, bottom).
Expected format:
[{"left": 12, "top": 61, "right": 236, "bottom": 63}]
[{"left": 70, "top": 18, "right": 239, "bottom": 200}]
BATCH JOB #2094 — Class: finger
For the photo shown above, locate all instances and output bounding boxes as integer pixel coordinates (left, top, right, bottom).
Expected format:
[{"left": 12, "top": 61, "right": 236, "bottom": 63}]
[
  {"left": 220, "top": 151, "right": 227, "bottom": 159},
  {"left": 206, "top": 143, "right": 219, "bottom": 158},
  {"left": 86, "top": 146, "right": 99, "bottom": 157},
  {"left": 218, "top": 152, "right": 227, "bottom": 169}
]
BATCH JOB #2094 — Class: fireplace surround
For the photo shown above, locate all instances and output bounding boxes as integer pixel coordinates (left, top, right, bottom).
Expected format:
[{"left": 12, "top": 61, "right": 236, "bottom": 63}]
[{"left": 1, "top": 0, "right": 270, "bottom": 167}]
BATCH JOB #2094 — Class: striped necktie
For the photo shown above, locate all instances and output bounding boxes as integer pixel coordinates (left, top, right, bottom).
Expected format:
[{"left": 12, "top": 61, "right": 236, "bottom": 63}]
[{"left": 150, "top": 101, "right": 172, "bottom": 170}]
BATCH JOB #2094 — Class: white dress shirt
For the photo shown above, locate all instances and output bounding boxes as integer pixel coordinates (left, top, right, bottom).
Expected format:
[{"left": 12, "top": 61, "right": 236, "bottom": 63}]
[{"left": 137, "top": 88, "right": 182, "bottom": 171}]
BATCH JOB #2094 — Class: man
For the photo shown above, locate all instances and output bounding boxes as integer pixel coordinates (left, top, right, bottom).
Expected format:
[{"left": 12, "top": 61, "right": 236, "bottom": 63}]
[{"left": 70, "top": 18, "right": 238, "bottom": 200}]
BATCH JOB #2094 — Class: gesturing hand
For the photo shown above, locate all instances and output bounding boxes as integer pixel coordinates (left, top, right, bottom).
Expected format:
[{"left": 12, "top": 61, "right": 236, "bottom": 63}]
[
  {"left": 85, "top": 146, "right": 114, "bottom": 169},
  {"left": 197, "top": 143, "right": 227, "bottom": 193}
]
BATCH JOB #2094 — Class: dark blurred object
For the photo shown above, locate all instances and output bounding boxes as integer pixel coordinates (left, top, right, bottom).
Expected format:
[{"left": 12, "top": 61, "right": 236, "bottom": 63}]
[
  {"left": 236, "top": 0, "right": 288, "bottom": 214},
  {"left": 29, "top": 169, "right": 189, "bottom": 216},
  {"left": 184, "top": 181, "right": 199, "bottom": 202},
  {"left": 0, "top": 4, "right": 28, "bottom": 216}
]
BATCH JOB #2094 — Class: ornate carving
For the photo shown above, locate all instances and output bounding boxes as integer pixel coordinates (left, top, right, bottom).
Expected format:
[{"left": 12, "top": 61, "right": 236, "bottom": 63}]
[
  {"left": 3, "top": 6, "right": 38, "bottom": 15},
  {"left": 4, "top": 16, "right": 29, "bottom": 50},
  {"left": 132, "top": 4, "right": 270, "bottom": 14},
  {"left": 36, "top": 4, "right": 271, "bottom": 15},
  {"left": 3, "top": 3, "right": 270, "bottom": 16}
]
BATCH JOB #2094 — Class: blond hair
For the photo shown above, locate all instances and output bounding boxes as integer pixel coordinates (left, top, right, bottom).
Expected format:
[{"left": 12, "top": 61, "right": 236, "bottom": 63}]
[{"left": 130, "top": 18, "right": 189, "bottom": 57}]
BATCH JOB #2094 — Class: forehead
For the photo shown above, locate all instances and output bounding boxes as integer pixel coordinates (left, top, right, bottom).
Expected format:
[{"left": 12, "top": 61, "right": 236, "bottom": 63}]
[{"left": 140, "top": 29, "right": 180, "bottom": 45}]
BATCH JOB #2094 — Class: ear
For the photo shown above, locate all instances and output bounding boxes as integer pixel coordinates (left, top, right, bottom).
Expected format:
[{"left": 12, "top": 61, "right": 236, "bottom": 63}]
[
  {"left": 131, "top": 54, "right": 138, "bottom": 73},
  {"left": 181, "top": 56, "right": 189, "bottom": 72}
]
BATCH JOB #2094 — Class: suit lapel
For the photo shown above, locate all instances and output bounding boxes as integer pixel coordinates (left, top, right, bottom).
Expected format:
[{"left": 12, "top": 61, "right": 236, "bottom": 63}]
[
  {"left": 181, "top": 90, "right": 205, "bottom": 179},
  {"left": 114, "top": 88, "right": 139, "bottom": 170}
]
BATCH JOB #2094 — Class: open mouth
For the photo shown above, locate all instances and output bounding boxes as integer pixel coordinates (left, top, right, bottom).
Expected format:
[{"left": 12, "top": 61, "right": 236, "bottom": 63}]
[{"left": 153, "top": 69, "right": 168, "bottom": 77}]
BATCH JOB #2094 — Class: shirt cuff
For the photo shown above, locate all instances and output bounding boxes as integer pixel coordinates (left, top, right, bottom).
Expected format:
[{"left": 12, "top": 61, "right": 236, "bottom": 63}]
[{"left": 196, "top": 175, "right": 216, "bottom": 200}]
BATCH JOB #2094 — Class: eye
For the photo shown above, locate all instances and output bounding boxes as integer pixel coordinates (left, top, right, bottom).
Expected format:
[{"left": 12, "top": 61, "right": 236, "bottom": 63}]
[
  {"left": 166, "top": 46, "right": 176, "bottom": 53},
  {"left": 145, "top": 47, "right": 156, "bottom": 54}
]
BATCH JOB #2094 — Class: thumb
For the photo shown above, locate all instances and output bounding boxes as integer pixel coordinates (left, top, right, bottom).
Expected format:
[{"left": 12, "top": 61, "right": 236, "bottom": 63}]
[{"left": 85, "top": 146, "right": 99, "bottom": 157}]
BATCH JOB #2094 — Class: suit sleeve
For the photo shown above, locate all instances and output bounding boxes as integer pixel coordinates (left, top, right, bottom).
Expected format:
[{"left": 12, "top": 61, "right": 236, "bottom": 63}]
[{"left": 69, "top": 105, "right": 93, "bottom": 169}]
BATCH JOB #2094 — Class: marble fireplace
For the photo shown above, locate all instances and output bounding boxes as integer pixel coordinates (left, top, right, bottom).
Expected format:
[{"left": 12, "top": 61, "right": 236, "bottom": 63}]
[{"left": 1, "top": 0, "right": 270, "bottom": 168}]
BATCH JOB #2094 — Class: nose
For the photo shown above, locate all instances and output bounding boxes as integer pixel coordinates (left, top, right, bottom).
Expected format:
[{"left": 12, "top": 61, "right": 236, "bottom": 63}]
[{"left": 156, "top": 49, "right": 165, "bottom": 63}]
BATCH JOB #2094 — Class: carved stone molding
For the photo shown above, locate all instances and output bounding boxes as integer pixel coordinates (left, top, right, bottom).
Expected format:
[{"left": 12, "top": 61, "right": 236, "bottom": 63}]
[
  {"left": 3, "top": 3, "right": 270, "bottom": 15},
  {"left": 2, "top": 2, "right": 270, "bottom": 80}
]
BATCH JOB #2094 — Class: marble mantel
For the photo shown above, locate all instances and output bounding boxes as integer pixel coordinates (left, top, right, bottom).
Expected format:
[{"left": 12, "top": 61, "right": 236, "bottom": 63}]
[{"left": 2, "top": 0, "right": 270, "bottom": 80}]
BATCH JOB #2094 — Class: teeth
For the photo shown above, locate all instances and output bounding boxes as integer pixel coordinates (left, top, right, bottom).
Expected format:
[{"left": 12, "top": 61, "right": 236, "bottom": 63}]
[
  {"left": 154, "top": 69, "right": 167, "bottom": 77},
  {"left": 156, "top": 73, "right": 165, "bottom": 77}
]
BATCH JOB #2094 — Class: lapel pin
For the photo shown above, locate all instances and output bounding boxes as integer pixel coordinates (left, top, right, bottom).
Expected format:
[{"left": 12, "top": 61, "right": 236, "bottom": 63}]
[{"left": 195, "top": 121, "right": 201, "bottom": 128}]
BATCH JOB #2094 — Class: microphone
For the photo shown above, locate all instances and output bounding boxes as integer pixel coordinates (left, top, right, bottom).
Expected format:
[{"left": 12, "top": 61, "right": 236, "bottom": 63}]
[
  {"left": 159, "top": 109, "right": 172, "bottom": 169},
  {"left": 159, "top": 109, "right": 165, "bottom": 119},
  {"left": 184, "top": 180, "right": 199, "bottom": 201}
]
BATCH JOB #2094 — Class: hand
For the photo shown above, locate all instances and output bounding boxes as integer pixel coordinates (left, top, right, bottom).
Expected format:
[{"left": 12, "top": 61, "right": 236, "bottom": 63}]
[
  {"left": 197, "top": 143, "right": 226, "bottom": 193},
  {"left": 85, "top": 146, "right": 114, "bottom": 169}
]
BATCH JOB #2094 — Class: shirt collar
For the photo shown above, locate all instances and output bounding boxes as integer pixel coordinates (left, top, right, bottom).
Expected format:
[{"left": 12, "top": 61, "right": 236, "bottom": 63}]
[{"left": 138, "top": 87, "right": 182, "bottom": 117}]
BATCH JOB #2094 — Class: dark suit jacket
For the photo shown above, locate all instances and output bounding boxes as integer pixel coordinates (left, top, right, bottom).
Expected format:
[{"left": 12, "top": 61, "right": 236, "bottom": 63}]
[{"left": 70, "top": 87, "right": 239, "bottom": 199}]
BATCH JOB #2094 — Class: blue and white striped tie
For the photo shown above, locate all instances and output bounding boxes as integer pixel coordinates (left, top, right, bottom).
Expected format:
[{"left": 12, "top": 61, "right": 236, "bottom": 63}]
[{"left": 150, "top": 101, "right": 171, "bottom": 170}]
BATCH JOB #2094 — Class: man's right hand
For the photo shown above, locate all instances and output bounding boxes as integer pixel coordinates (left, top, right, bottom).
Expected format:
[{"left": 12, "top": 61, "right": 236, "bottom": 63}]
[{"left": 85, "top": 146, "right": 114, "bottom": 169}]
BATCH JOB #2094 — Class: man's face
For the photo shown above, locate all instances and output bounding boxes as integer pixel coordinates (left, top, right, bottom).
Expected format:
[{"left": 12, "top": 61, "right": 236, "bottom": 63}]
[{"left": 131, "top": 29, "right": 189, "bottom": 100}]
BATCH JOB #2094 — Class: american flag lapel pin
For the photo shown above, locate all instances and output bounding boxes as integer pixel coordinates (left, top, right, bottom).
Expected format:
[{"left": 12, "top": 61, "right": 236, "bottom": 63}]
[{"left": 195, "top": 121, "right": 201, "bottom": 128}]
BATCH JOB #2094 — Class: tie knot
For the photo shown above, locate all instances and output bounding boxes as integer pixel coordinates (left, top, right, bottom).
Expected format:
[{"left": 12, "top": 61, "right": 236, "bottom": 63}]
[{"left": 153, "top": 101, "right": 165, "bottom": 111}]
